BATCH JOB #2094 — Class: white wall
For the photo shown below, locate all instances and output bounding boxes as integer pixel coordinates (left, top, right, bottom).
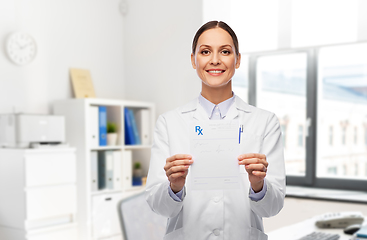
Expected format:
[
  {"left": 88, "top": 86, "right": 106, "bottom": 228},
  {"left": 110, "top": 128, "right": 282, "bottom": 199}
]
[
  {"left": 0, "top": 0, "right": 204, "bottom": 117},
  {"left": 0, "top": 0, "right": 125, "bottom": 114},
  {"left": 123, "top": 0, "right": 203, "bottom": 117}
]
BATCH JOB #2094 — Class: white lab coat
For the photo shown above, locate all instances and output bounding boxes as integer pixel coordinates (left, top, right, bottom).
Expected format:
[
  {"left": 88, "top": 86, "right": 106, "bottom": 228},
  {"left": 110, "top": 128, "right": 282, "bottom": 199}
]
[{"left": 146, "top": 95, "right": 286, "bottom": 240}]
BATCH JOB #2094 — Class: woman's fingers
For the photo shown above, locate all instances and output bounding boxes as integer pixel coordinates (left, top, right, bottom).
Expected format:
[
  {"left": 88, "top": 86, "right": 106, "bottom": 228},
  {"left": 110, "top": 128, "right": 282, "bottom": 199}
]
[
  {"left": 168, "top": 170, "right": 188, "bottom": 179},
  {"left": 240, "top": 159, "right": 268, "bottom": 168},
  {"left": 164, "top": 154, "right": 193, "bottom": 178},
  {"left": 238, "top": 153, "right": 268, "bottom": 180},
  {"left": 251, "top": 171, "right": 267, "bottom": 177},
  {"left": 166, "top": 165, "right": 190, "bottom": 177},
  {"left": 165, "top": 155, "right": 192, "bottom": 169},
  {"left": 238, "top": 153, "right": 266, "bottom": 161},
  {"left": 238, "top": 154, "right": 268, "bottom": 168},
  {"left": 245, "top": 163, "right": 267, "bottom": 172},
  {"left": 164, "top": 159, "right": 193, "bottom": 172},
  {"left": 166, "top": 154, "right": 192, "bottom": 163}
]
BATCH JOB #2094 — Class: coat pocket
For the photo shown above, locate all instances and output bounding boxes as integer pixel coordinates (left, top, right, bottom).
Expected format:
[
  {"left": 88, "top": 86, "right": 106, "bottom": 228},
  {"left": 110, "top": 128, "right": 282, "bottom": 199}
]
[
  {"left": 240, "top": 130, "right": 263, "bottom": 155},
  {"left": 250, "top": 227, "right": 268, "bottom": 240}
]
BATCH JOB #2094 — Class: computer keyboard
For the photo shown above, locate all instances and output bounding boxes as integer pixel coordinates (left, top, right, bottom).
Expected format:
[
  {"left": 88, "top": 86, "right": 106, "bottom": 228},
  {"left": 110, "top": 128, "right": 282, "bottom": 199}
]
[{"left": 298, "top": 231, "right": 340, "bottom": 240}]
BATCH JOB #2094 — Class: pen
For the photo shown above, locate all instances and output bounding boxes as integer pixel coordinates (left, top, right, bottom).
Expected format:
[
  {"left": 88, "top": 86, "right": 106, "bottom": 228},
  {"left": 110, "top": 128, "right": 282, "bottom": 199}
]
[{"left": 239, "top": 125, "right": 243, "bottom": 144}]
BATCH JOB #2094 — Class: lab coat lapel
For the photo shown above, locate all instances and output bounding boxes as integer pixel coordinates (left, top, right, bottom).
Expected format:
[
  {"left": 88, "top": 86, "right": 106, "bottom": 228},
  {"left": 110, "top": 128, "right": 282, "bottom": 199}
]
[
  {"left": 223, "top": 95, "right": 253, "bottom": 120},
  {"left": 225, "top": 101, "right": 239, "bottom": 120},
  {"left": 192, "top": 100, "right": 209, "bottom": 120},
  {"left": 180, "top": 98, "right": 208, "bottom": 121}
]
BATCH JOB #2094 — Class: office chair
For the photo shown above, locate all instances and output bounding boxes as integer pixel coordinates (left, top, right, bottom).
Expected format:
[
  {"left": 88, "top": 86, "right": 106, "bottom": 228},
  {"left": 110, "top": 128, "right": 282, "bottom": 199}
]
[{"left": 118, "top": 191, "right": 167, "bottom": 240}]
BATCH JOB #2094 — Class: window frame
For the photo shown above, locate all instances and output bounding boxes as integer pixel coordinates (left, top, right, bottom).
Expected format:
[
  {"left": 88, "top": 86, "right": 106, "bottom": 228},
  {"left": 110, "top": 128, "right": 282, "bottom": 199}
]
[
  {"left": 298, "top": 125, "right": 304, "bottom": 147},
  {"left": 247, "top": 44, "right": 367, "bottom": 191}
]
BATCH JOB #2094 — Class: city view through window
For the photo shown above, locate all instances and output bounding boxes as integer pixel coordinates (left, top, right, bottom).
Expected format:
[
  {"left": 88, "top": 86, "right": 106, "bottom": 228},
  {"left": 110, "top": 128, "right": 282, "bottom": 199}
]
[
  {"left": 233, "top": 43, "right": 367, "bottom": 182},
  {"left": 317, "top": 44, "right": 367, "bottom": 180}
]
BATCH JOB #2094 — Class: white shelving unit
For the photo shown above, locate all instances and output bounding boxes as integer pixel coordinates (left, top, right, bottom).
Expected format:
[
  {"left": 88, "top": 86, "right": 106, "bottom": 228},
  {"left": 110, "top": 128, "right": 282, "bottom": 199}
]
[{"left": 53, "top": 98, "right": 155, "bottom": 240}]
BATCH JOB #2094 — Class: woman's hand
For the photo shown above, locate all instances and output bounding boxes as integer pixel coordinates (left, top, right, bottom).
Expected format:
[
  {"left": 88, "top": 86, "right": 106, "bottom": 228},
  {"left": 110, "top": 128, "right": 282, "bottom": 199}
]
[
  {"left": 238, "top": 153, "right": 268, "bottom": 192},
  {"left": 164, "top": 154, "right": 193, "bottom": 193}
]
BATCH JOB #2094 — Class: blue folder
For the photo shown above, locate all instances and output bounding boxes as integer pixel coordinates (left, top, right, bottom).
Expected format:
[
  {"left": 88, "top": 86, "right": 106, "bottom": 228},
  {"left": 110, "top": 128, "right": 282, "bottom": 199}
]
[
  {"left": 129, "top": 109, "right": 141, "bottom": 145},
  {"left": 99, "top": 106, "right": 107, "bottom": 146},
  {"left": 124, "top": 108, "right": 135, "bottom": 145}
]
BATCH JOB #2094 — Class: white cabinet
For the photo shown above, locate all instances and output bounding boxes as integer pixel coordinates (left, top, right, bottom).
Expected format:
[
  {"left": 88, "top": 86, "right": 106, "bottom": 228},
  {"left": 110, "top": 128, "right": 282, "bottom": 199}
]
[
  {"left": 53, "top": 98, "right": 155, "bottom": 240},
  {"left": 0, "top": 148, "right": 77, "bottom": 240},
  {"left": 92, "top": 193, "right": 123, "bottom": 239}
]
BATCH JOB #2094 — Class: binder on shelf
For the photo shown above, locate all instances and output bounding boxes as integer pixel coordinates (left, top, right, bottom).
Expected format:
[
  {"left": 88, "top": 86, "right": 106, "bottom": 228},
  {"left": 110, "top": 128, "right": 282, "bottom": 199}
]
[
  {"left": 99, "top": 106, "right": 107, "bottom": 146},
  {"left": 98, "top": 150, "right": 114, "bottom": 190},
  {"left": 122, "top": 150, "right": 132, "bottom": 190},
  {"left": 113, "top": 151, "right": 122, "bottom": 191},
  {"left": 136, "top": 109, "right": 150, "bottom": 145},
  {"left": 124, "top": 108, "right": 135, "bottom": 145},
  {"left": 129, "top": 108, "right": 141, "bottom": 145},
  {"left": 90, "top": 106, "right": 99, "bottom": 148},
  {"left": 91, "top": 151, "right": 98, "bottom": 191},
  {"left": 106, "top": 151, "right": 114, "bottom": 189},
  {"left": 97, "top": 151, "right": 106, "bottom": 189}
]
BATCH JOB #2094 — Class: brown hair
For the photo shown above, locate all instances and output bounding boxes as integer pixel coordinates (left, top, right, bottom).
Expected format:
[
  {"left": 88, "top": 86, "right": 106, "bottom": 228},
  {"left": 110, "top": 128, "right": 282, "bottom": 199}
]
[{"left": 192, "top": 21, "right": 239, "bottom": 56}]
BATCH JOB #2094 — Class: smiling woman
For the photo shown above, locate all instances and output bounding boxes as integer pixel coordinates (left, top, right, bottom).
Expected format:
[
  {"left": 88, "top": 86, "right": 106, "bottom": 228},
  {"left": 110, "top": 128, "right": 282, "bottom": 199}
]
[
  {"left": 191, "top": 21, "right": 241, "bottom": 104},
  {"left": 192, "top": 29, "right": 240, "bottom": 101},
  {"left": 145, "top": 21, "right": 286, "bottom": 240}
]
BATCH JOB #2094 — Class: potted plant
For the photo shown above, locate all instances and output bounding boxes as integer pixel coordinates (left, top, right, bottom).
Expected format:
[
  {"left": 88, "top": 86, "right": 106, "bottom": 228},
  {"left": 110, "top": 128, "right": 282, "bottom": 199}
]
[
  {"left": 107, "top": 122, "right": 118, "bottom": 146},
  {"left": 132, "top": 162, "right": 143, "bottom": 186}
]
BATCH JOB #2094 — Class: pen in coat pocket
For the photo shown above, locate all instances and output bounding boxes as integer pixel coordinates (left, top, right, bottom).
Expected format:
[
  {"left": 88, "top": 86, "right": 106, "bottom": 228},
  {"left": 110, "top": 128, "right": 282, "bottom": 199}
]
[{"left": 239, "top": 125, "right": 243, "bottom": 144}]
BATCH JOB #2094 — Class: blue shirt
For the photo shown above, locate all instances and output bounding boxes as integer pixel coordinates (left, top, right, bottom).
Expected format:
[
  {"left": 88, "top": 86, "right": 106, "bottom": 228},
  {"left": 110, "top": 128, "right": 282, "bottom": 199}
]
[{"left": 168, "top": 93, "right": 267, "bottom": 201}]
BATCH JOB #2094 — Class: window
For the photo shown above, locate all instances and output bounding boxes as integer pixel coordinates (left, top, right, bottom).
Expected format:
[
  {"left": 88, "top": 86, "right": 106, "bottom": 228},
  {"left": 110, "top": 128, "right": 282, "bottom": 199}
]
[
  {"left": 254, "top": 52, "right": 307, "bottom": 177},
  {"left": 355, "top": 163, "right": 359, "bottom": 176},
  {"left": 329, "top": 126, "right": 333, "bottom": 146},
  {"left": 343, "top": 165, "right": 347, "bottom": 176},
  {"left": 341, "top": 126, "right": 347, "bottom": 146},
  {"left": 317, "top": 43, "right": 367, "bottom": 182},
  {"left": 327, "top": 167, "right": 337, "bottom": 175},
  {"left": 248, "top": 43, "right": 367, "bottom": 190}
]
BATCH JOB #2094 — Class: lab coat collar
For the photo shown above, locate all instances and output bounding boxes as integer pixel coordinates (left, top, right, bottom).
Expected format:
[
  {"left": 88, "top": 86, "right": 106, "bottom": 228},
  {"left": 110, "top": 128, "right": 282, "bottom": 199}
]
[{"left": 180, "top": 95, "right": 252, "bottom": 120}]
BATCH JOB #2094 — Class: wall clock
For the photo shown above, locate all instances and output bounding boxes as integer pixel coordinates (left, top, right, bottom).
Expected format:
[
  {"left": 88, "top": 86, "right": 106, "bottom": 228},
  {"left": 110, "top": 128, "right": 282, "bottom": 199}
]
[{"left": 6, "top": 32, "right": 37, "bottom": 65}]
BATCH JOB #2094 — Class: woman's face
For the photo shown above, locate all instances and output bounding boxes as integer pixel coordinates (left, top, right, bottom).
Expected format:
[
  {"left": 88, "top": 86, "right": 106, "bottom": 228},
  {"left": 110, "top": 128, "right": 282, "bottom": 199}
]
[{"left": 191, "top": 28, "right": 241, "bottom": 88}]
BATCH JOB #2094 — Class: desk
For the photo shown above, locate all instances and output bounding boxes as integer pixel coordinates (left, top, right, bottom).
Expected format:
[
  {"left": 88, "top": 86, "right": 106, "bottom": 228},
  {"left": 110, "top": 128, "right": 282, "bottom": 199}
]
[{"left": 268, "top": 216, "right": 362, "bottom": 240}]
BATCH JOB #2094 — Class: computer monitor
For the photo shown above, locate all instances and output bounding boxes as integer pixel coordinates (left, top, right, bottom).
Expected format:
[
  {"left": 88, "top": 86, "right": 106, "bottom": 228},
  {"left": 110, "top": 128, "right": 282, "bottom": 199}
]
[{"left": 118, "top": 191, "right": 167, "bottom": 240}]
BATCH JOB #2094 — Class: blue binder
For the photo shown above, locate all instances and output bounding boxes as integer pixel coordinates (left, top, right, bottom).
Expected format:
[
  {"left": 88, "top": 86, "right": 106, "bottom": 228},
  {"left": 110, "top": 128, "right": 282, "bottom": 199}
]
[
  {"left": 129, "top": 109, "right": 141, "bottom": 145},
  {"left": 99, "top": 106, "right": 107, "bottom": 146},
  {"left": 124, "top": 108, "right": 135, "bottom": 145}
]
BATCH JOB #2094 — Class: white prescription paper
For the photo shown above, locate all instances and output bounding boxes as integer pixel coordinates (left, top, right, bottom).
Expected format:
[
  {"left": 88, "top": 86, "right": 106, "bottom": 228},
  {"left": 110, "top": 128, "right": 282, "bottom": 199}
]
[{"left": 189, "top": 120, "right": 240, "bottom": 190}]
